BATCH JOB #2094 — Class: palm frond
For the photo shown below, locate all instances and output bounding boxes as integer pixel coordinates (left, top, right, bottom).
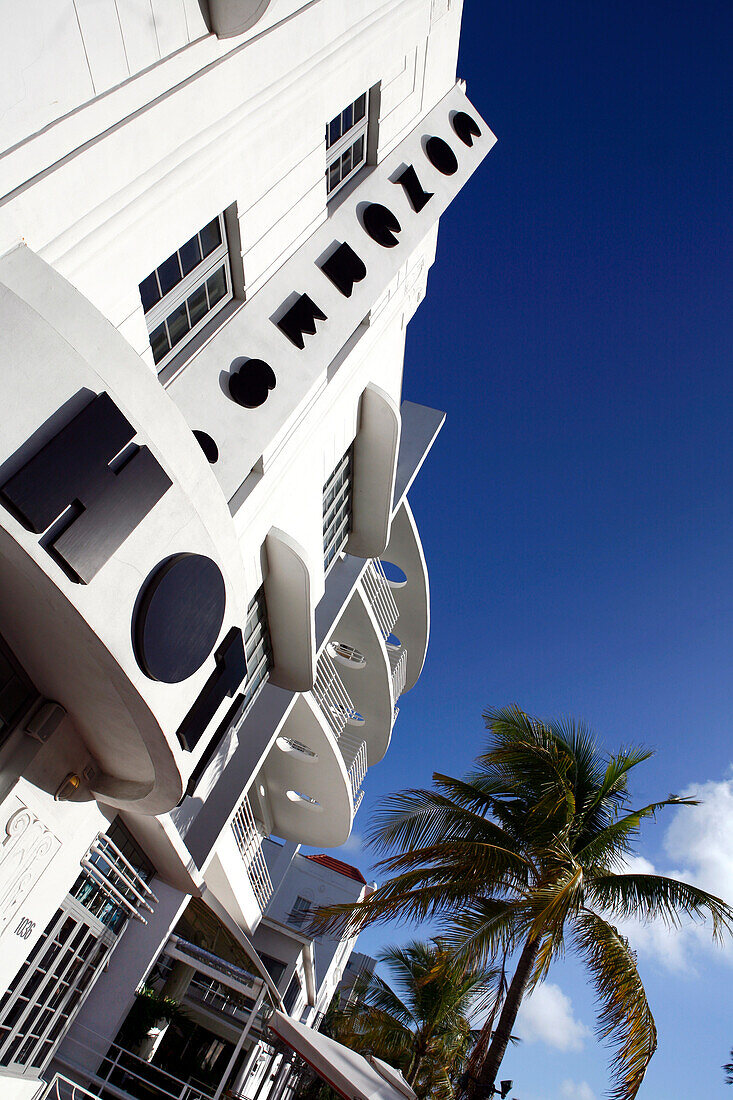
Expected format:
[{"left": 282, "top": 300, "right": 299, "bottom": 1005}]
[
  {"left": 587, "top": 873, "right": 733, "bottom": 943},
  {"left": 573, "top": 798, "right": 698, "bottom": 867},
  {"left": 573, "top": 909, "right": 657, "bottom": 1100}
]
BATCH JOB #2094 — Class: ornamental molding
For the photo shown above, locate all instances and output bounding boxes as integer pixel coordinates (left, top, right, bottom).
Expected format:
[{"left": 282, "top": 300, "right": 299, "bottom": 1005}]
[{"left": 0, "top": 797, "right": 61, "bottom": 936}]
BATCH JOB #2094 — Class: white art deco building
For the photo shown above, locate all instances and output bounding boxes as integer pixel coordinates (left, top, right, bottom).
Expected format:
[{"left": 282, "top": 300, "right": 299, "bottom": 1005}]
[{"left": 0, "top": 2, "right": 494, "bottom": 1098}]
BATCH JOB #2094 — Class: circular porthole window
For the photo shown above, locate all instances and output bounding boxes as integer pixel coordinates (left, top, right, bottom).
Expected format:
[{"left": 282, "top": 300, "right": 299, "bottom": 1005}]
[
  {"left": 329, "top": 641, "right": 367, "bottom": 668},
  {"left": 286, "top": 790, "right": 322, "bottom": 810},
  {"left": 380, "top": 561, "right": 407, "bottom": 588},
  {"left": 277, "top": 736, "right": 319, "bottom": 761}
]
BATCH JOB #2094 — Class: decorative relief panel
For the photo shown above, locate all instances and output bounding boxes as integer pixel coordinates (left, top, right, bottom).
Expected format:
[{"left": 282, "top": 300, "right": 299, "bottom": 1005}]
[{"left": 0, "top": 798, "right": 61, "bottom": 936}]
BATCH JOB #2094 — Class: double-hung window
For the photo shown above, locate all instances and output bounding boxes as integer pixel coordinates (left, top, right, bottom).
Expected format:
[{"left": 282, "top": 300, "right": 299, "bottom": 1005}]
[
  {"left": 139, "top": 213, "right": 233, "bottom": 370},
  {"left": 288, "top": 896, "right": 312, "bottom": 929},
  {"left": 326, "top": 92, "right": 368, "bottom": 197},
  {"left": 323, "top": 449, "right": 353, "bottom": 573}
]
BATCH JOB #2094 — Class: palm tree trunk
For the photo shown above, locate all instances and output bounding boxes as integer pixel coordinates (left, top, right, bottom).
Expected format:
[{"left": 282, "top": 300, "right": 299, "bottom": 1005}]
[
  {"left": 468, "top": 935, "right": 541, "bottom": 1099},
  {"left": 406, "top": 1035, "right": 428, "bottom": 1086}
]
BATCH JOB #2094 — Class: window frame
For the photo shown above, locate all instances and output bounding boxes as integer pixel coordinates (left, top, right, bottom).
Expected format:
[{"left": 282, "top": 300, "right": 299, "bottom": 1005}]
[
  {"left": 288, "top": 896, "right": 312, "bottom": 929},
  {"left": 322, "top": 449, "right": 353, "bottom": 574},
  {"left": 325, "top": 92, "right": 369, "bottom": 199},
  {"left": 139, "top": 213, "right": 234, "bottom": 373}
]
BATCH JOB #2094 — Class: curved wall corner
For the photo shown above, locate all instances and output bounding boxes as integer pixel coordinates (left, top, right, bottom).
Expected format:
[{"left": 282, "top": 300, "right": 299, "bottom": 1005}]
[
  {"left": 383, "top": 500, "right": 430, "bottom": 693},
  {"left": 265, "top": 528, "right": 317, "bottom": 692},
  {"left": 207, "top": 0, "right": 276, "bottom": 37},
  {"left": 258, "top": 694, "right": 353, "bottom": 847},
  {"left": 347, "top": 384, "right": 401, "bottom": 560},
  {"left": 0, "top": 246, "right": 249, "bottom": 815}
]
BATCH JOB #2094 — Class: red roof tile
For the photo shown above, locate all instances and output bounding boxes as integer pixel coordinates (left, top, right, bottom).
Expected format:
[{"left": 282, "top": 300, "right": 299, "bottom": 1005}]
[{"left": 305, "top": 853, "right": 367, "bottom": 884}]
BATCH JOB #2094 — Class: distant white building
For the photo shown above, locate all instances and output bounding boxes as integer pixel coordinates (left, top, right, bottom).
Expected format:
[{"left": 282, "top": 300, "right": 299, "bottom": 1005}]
[{"left": 0, "top": 2, "right": 494, "bottom": 1099}]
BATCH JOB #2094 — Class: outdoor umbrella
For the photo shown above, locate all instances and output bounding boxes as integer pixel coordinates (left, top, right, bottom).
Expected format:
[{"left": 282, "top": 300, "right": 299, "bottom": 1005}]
[{"left": 268, "top": 1010, "right": 417, "bottom": 1100}]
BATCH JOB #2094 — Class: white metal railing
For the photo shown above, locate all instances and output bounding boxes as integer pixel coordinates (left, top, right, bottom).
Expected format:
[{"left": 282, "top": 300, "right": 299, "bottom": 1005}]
[
  {"left": 36, "top": 1074, "right": 103, "bottom": 1100},
  {"left": 78, "top": 833, "right": 159, "bottom": 926},
  {"left": 313, "top": 650, "right": 359, "bottom": 738},
  {"left": 55, "top": 1022, "right": 218, "bottom": 1100},
  {"left": 347, "top": 741, "right": 368, "bottom": 802},
  {"left": 362, "top": 559, "right": 399, "bottom": 639},
  {"left": 390, "top": 648, "right": 408, "bottom": 701},
  {"left": 231, "top": 795, "right": 273, "bottom": 910}
]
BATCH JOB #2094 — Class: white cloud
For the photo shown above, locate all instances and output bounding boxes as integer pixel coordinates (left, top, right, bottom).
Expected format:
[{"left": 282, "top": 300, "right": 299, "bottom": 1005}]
[
  {"left": 663, "top": 775, "right": 733, "bottom": 903},
  {"left": 560, "top": 1081, "right": 596, "bottom": 1100},
  {"left": 337, "top": 831, "right": 364, "bottom": 855},
  {"left": 608, "top": 772, "right": 733, "bottom": 973},
  {"left": 517, "top": 983, "right": 591, "bottom": 1052}
]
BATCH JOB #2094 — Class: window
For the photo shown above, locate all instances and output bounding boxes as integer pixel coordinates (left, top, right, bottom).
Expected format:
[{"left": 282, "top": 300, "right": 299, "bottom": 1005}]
[
  {"left": 241, "top": 586, "right": 273, "bottom": 713},
  {"left": 139, "top": 213, "right": 233, "bottom": 370},
  {"left": 326, "top": 92, "right": 368, "bottom": 197},
  {"left": 287, "top": 896, "right": 312, "bottom": 928},
  {"left": 0, "top": 635, "right": 37, "bottom": 748},
  {"left": 323, "top": 449, "right": 352, "bottom": 573},
  {"left": 0, "top": 821, "right": 155, "bottom": 1075},
  {"left": 283, "top": 974, "right": 301, "bottom": 1013},
  {"left": 258, "top": 954, "right": 286, "bottom": 985}
]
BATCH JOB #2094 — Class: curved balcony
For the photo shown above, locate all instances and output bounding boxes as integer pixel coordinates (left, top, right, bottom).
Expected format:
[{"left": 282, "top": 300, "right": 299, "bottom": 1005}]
[
  {"left": 0, "top": 247, "right": 249, "bottom": 814},
  {"left": 326, "top": 584, "right": 395, "bottom": 765},
  {"left": 380, "top": 500, "right": 430, "bottom": 693},
  {"left": 256, "top": 693, "right": 354, "bottom": 847},
  {"left": 207, "top": 0, "right": 275, "bottom": 38}
]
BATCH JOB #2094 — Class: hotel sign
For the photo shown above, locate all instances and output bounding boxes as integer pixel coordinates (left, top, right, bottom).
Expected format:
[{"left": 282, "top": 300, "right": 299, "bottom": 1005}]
[{"left": 0, "top": 86, "right": 494, "bottom": 761}]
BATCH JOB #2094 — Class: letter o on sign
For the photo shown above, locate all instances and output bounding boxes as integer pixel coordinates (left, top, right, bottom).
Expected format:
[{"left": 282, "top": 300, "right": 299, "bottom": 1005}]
[
  {"left": 425, "top": 136, "right": 459, "bottom": 175},
  {"left": 134, "top": 553, "right": 226, "bottom": 682}
]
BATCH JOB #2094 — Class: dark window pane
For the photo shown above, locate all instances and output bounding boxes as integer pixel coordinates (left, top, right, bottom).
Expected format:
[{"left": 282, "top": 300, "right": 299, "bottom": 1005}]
[
  {"left": 327, "top": 162, "right": 339, "bottom": 193},
  {"left": 187, "top": 284, "right": 209, "bottom": 327},
  {"left": 150, "top": 324, "right": 170, "bottom": 364},
  {"left": 341, "top": 148, "right": 352, "bottom": 176},
  {"left": 200, "top": 218, "right": 222, "bottom": 257},
  {"left": 352, "top": 135, "right": 365, "bottom": 168},
  {"left": 179, "top": 235, "right": 202, "bottom": 275},
  {"left": 167, "top": 303, "right": 190, "bottom": 347},
  {"left": 328, "top": 117, "right": 341, "bottom": 146},
  {"left": 354, "top": 94, "right": 366, "bottom": 123},
  {"left": 139, "top": 272, "right": 160, "bottom": 313},
  {"left": 342, "top": 104, "right": 353, "bottom": 132},
  {"left": 206, "top": 267, "right": 227, "bottom": 309},
  {"left": 157, "top": 253, "right": 182, "bottom": 296}
]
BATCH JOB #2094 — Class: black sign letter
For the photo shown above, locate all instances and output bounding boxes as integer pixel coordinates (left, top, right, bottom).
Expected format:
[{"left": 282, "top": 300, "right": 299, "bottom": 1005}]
[
  {"left": 229, "top": 359, "right": 277, "bottom": 408},
  {"left": 319, "top": 243, "right": 367, "bottom": 298},
  {"left": 0, "top": 392, "right": 171, "bottom": 584},
  {"left": 452, "top": 111, "right": 482, "bottom": 147},
  {"left": 425, "top": 136, "right": 458, "bottom": 176},
  {"left": 177, "top": 628, "right": 248, "bottom": 751},
  {"left": 276, "top": 294, "right": 327, "bottom": 349},
  {"left": 362, "top": 204, "right": 402, "bottom": 248},
  {"left": 393, "top": 165, "right": 433, "bottom": 213}
]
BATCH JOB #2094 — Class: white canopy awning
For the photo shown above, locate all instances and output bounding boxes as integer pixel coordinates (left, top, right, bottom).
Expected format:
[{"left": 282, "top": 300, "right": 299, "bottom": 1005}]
[
  {"left": 268, "top": 1011, "right": 417, "bottom": 1100},
  {"left": 366, "top": 1055, "right": 417, "bottom": 1100}
]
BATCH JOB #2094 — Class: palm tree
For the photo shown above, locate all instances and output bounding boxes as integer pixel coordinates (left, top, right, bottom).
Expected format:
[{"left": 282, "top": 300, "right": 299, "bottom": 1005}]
[
  {"left": 328, "top": 939, "right": 497, "bottom": 1100},
  {"left": 315, "top": 707, "right": 733, "bottom": 1100}
]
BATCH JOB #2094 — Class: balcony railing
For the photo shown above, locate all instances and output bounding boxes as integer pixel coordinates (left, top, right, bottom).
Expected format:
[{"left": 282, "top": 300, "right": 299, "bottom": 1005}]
[
  {"left": 362, "top": 559, "right": 399, "bottom": 639},
  {"left": 231, "top": 795, "right": 274, "bottom": 910},
  {"left": 389, "top": 647, "right": 408, "bottom": 701},
  {"left": 55, "top": 1023, "right": 221, "bottom": 1100},
  {"left": 347, "top": 740, "right": 368, "bottom": 801},
  {"left": 36, "top": 1074, "right": 103, "bottom": 1100},
  {"left": 313, "top": 650, "right": 360, "bottom": 738}
]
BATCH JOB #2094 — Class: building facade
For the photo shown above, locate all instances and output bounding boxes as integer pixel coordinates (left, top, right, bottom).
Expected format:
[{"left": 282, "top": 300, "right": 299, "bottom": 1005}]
[{"left": 0, "top": 2, "right": 494, "bottom": 1098}]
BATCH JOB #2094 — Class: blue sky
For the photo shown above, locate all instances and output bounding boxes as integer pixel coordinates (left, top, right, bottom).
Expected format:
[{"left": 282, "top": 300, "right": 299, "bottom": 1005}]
[{"left": 308, "top": 2, "right": 732, "bottom": 1097}]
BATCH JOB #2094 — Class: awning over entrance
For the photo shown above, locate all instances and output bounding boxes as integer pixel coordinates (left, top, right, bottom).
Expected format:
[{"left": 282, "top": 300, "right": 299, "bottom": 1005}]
[{"left": 268, "top": 1010, "right": 417, "bottom": 1100}]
